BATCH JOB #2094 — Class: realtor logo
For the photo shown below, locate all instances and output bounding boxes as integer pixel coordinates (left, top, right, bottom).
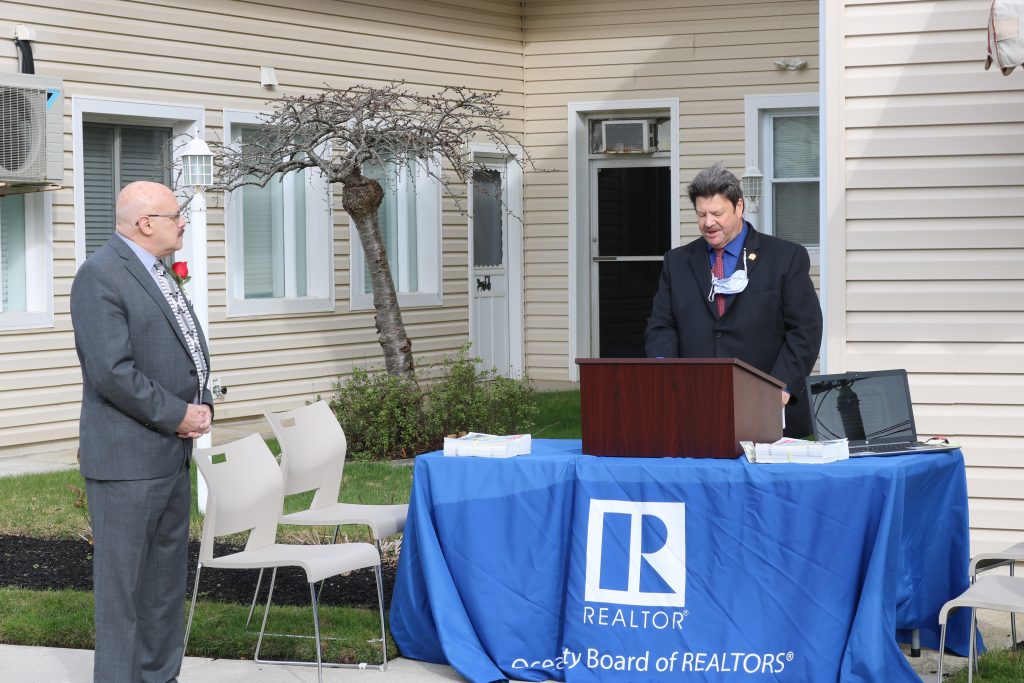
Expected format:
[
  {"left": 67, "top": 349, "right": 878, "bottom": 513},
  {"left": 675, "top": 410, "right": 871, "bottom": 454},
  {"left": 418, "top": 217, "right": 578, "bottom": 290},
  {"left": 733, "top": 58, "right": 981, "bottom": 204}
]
[{"left": 584, "top": 499, "right": 686, "bottom": 607}]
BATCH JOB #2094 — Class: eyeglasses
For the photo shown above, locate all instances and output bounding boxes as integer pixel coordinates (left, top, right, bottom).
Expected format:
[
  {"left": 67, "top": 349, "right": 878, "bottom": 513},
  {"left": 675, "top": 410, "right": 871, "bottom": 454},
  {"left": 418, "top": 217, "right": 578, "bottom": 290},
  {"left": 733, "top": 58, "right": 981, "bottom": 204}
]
[
  {"left": 145, "top": 211, "right": 184, "bottom": 221},
  {"left": 136, "top": 210, "right": 187, "bottom": 227}
]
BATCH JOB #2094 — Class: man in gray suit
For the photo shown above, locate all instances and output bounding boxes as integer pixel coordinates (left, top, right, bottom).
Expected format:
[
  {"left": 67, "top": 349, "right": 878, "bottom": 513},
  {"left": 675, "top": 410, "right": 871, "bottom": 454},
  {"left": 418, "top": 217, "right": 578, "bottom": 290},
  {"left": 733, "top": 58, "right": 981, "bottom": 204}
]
[{"left": 71, "top": 181, "right": 213, "bottom": 682}]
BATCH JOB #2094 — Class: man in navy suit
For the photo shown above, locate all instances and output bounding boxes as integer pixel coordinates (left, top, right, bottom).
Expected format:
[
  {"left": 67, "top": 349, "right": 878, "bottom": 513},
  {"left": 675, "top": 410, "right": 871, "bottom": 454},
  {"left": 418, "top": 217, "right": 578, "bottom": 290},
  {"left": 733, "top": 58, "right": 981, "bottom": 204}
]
[
  {"left": 644, "top": 163, "right": 822, "bottom": 437},
  {"left": 71, "top": 181, "right": 213, "bottom": 682}
]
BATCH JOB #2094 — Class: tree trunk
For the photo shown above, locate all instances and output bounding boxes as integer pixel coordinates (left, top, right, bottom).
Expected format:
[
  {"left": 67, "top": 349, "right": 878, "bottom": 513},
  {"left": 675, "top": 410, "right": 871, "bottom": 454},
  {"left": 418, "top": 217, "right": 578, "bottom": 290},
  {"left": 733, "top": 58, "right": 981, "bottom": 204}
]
[{"left": 341, "top": 171, "right": 415, "bottom": 380}]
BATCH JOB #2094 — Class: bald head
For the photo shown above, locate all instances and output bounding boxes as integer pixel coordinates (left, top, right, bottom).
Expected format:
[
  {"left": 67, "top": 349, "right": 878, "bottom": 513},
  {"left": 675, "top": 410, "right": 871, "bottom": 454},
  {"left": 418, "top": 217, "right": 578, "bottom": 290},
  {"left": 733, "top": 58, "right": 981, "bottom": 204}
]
[{"left": 115, "top": 181, "right": 186, "bottom": 258}]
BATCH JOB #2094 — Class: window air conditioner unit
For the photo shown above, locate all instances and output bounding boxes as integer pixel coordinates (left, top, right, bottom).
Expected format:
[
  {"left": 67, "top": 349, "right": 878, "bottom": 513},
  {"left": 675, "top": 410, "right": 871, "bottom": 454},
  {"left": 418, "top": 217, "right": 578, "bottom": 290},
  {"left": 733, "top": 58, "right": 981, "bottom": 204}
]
[
  {"left": 600, "top": 119, "right": 657, "bottom": 153},
  {"left": 0, "top": 72, "right": 64, "bottom": 187}
]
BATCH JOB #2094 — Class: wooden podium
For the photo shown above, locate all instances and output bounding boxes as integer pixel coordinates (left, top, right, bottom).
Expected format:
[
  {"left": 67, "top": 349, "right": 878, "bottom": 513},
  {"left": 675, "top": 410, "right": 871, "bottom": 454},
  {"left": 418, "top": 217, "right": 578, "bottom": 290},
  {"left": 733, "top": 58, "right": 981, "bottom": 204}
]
[{"left": 575, "top": 358, "right": 785, "bottom": 459}]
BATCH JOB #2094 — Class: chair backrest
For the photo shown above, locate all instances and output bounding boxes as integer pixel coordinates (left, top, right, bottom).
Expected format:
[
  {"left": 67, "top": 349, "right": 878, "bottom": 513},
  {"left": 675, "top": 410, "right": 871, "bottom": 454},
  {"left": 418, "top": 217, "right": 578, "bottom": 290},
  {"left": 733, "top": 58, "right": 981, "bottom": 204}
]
[
  {"left": 264, "top": 400, "right": 345, "bottom": 509},
  {"left": 192, "top": 434, "right": 283, "bottom": 562}
]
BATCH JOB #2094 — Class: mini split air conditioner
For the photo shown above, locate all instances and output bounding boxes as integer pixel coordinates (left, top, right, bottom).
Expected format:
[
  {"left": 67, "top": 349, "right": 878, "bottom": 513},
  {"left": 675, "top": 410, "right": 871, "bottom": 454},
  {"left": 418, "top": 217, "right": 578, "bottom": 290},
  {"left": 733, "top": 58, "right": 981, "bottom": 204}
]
[
  {"left": 600, "top": 119, "right": 658, "bottom": 153},
  {"left": 0, "top": 72, "right": 64, "bottom": 187}
]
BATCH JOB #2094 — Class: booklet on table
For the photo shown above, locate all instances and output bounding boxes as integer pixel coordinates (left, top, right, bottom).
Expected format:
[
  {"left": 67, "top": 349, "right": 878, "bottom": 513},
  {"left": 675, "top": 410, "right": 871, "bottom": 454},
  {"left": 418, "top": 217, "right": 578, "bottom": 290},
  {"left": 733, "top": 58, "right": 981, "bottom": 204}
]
[{"left": 443, "top": 432, "right": 532, "bottom": 458}]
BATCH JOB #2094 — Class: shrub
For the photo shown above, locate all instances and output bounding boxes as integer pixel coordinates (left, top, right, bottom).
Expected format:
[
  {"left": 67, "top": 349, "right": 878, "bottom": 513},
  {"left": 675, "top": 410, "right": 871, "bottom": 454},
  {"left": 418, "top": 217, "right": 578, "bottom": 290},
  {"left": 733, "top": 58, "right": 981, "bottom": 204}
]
[
  {"left": 422, "top": 347, "right": 538, "bottom": 446},
  {"left": 328, "top": 367, "right": 427, "bottom": 461},
  {"left": 328, "top": 347, "right": 538, "bottom": 461}
]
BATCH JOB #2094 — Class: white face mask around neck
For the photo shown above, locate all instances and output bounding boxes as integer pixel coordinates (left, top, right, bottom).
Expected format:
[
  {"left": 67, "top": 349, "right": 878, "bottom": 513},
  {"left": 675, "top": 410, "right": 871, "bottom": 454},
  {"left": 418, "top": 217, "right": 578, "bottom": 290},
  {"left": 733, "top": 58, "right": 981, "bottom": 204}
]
[{"left": 708, "top": 248, "right": 749, "bottom": 302}]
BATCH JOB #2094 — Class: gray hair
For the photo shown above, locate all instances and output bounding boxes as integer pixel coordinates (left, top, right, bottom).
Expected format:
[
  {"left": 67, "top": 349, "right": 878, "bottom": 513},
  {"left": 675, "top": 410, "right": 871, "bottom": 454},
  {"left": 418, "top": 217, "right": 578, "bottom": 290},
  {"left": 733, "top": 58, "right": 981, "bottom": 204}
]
[{"left": 687, "top": 162, "right": 743, "bottom": 208}]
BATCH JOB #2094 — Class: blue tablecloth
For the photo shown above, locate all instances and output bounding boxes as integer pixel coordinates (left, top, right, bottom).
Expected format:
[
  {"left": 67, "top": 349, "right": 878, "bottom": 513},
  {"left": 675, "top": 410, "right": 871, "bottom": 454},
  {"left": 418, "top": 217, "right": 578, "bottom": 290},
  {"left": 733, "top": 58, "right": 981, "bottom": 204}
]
[{"left": 390, "top": 440, "right": 974, "bottom": 683}]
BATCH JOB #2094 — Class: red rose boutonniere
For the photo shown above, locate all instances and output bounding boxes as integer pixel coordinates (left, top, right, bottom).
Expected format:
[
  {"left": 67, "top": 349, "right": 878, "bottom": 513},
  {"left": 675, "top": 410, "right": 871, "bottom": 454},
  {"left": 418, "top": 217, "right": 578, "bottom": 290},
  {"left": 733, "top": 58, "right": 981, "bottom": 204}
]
[{"left": 170, "top": 261, "right": 191, "bottom": 287}]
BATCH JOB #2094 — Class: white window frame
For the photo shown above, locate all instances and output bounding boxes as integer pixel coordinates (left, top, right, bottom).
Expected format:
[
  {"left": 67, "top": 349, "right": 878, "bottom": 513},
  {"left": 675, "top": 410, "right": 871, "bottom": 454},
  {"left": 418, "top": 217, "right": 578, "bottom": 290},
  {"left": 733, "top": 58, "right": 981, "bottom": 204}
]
[
  {"left": 0, "top": 191, "right": 53, "bottom": 330},
  {"left": 744, "top": 93, "right": 820, "bottom": 264},
  {"left": 349, "top": 155, "right": 442, "bottom": 310},
  {"left": 222, "top": 110, "right": 334, "bottom": 317}
]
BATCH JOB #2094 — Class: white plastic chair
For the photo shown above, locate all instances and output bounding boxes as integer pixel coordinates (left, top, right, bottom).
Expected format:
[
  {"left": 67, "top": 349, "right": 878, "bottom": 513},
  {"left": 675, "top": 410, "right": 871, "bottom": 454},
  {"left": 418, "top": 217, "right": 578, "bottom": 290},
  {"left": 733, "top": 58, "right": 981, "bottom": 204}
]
[
  {"left": 970, "top": 542, "right": 1024, "bottom": 649},
  {"left": 936, "top": 575, "right": 1024, "bottom": 682},
  {"left": 185, "top": 434, "right": 388, "bottom": 682},
  {"left": 245, "top": 400, "right": 407, "bottom": 626}
]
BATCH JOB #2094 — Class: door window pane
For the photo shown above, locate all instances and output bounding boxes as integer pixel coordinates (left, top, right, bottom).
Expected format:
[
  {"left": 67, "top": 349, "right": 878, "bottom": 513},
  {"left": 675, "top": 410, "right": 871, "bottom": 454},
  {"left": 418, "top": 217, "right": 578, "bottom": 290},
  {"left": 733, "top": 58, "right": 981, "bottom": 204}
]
[
  {"left": 599, "top": 261, "right": 663, "bottom": 358},
  {"left": 473, "top": 169, "right": 503, "bottom": 268},
  {"left": 597, "top": 167, "right": 671, "bottom": 257}
]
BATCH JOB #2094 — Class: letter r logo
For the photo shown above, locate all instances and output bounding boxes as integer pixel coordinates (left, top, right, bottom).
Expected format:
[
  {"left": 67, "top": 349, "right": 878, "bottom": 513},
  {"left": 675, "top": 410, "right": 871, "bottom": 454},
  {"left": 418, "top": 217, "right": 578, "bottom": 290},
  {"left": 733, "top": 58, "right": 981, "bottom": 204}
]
[{"left": 584, "top": 499, "right": 685, "bottom": 607}]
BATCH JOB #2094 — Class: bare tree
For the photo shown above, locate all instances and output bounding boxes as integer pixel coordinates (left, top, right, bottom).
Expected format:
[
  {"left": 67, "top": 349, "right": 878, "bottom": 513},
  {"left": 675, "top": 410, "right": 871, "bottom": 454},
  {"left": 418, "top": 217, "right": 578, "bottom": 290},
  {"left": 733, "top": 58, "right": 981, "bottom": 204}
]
[{"left": 211, "top": 82, "right": 526, "bottom": 380}]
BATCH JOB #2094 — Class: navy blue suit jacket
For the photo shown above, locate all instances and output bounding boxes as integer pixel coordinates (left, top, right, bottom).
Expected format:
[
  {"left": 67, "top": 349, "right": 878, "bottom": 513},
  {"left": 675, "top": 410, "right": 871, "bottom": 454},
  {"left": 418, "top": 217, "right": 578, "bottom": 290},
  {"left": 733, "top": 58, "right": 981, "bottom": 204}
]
[{"left": 644, "top": 224, "right": 822, "bottom": 437}]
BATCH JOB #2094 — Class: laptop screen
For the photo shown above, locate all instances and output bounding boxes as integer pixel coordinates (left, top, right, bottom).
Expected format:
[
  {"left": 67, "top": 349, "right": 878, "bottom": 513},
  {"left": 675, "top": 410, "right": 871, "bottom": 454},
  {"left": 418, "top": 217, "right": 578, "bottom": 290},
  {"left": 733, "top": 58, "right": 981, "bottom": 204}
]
[{"left": 806, "top": 370, "right": 917, "bottom": 446}]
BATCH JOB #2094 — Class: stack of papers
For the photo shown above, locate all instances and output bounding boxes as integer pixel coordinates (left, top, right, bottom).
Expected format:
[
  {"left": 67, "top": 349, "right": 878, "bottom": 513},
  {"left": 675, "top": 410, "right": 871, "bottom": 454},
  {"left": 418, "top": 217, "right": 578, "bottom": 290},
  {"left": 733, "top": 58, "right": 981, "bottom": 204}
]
[
  {"left": 443, "top": 433, "right": 532, "bottom": 458},
  {"left": 742, "top": 438, "right": 849, "bottom": 464}
]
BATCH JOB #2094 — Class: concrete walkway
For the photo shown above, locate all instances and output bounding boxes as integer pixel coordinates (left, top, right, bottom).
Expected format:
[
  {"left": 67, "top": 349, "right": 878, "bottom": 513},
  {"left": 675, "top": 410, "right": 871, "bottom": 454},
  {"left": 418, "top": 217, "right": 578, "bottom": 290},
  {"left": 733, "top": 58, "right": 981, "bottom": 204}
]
[
  {"left": 0, "top": 645, "right": 467, "bottom": 683},
  {"left": 0, "top": 422, "right": 1015, "bottom": 681}
]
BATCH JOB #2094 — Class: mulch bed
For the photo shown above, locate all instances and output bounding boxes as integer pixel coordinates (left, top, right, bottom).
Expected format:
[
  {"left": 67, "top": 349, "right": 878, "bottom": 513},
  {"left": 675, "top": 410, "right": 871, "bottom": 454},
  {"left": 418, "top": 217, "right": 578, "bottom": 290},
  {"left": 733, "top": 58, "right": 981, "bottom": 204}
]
[{"left": 0, "top": 534, "right": 395, "bottom": 610}]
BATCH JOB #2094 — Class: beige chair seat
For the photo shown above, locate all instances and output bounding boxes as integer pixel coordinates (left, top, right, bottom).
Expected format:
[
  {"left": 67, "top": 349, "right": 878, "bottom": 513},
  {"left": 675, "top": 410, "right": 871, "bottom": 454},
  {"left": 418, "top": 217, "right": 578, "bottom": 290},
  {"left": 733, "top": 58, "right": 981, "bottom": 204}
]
[
  {"left": 280, "top": 502, "right": 407, "bottom": 540},
  {"left": 206, "top": 541, "right": 380, "bottom": 585},
  {"left": 937, "top": 574, "right": 1024, "bottom": 683}
]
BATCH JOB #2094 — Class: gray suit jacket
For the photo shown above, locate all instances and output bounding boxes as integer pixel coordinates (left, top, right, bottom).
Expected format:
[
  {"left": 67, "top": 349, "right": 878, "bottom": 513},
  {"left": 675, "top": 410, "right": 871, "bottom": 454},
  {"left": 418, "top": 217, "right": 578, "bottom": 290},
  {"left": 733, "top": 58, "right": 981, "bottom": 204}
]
[{"left": 71, "top": 235, "right": 212, "bottom": 481}]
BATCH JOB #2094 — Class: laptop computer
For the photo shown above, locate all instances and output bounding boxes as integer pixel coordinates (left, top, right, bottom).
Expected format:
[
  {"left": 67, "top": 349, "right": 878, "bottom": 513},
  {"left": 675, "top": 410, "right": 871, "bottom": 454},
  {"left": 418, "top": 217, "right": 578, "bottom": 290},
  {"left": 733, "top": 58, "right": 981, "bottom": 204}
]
[{"left": 805, "top": 369, "right": 953, "bottom": 457}]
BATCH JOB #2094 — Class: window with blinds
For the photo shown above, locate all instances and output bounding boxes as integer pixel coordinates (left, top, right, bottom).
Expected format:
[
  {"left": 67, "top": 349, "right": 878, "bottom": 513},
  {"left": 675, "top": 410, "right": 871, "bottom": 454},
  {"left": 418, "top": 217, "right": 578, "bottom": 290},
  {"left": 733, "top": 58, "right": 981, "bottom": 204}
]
[
  {"left": 0, "top": 189, "right": 49, "bottom": 329},
  {"left": 82, "top": 123, "right": 172, "bottom": 257},
  {"left": 767, "top": 113, "right": 819, "bottom": 247},
  {"left": 351, "top": 155, "right": 441, "bottom": 309},
  {"left": 362, "top": 158, "right": 419, "bottom": 294},
  {"left": 236, "top": 126, "right": 312, "bottom": 300},
  {"left": 0, "top": 194, "right": 27, "bottom": 313}
]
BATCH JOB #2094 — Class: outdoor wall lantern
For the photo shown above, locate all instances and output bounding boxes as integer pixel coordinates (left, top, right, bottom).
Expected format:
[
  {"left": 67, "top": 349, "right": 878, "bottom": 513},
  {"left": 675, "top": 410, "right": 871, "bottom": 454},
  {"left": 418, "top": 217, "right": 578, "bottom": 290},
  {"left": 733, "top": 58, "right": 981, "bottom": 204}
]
[
  {"left": 180, "top": 137, "right": 214, "bottom": 188},
  {"left": 741, "top": 166, "right": 763, "bottom": 214}
]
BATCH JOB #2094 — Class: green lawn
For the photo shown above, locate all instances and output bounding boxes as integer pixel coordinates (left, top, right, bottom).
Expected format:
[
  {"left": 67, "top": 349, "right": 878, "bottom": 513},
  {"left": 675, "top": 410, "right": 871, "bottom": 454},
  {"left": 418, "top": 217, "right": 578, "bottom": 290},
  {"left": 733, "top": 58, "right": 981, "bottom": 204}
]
[
  {"left": 0, "top": 459, "right": 413, "bottom": 543},
  {"left": 0, "top": 587, "right": 395, "bottom": 663},
  {"left": 946, "top": 648, "right": 1024, "bottom": 682},
  {"left": 532, "top": 389, "right": 582, "bottom": 439}
]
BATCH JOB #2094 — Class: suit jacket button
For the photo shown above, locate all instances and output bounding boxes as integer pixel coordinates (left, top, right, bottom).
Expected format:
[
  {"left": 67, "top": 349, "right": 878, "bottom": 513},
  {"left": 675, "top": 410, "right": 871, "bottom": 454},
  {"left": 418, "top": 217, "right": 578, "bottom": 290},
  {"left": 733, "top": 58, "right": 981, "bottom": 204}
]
[{"left": 189, "top": 368, "right": 197, "bottom": 376}]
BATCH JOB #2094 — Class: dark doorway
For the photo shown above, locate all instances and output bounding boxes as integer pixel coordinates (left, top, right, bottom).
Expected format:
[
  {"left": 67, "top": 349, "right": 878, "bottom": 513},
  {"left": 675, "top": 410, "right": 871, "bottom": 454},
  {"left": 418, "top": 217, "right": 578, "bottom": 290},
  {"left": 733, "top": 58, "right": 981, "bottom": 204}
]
[{"left": 594, "top": 166, "right": 671, "bottom": 358}]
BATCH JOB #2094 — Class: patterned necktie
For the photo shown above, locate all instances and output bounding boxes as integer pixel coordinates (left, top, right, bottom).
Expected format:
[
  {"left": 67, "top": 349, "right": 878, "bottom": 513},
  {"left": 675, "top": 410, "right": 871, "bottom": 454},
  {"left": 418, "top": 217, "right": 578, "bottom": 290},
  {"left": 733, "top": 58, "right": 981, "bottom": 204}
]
[
  {"left": 713, "top": 248, "right": 726, "bottom": 317},
  {"left": 153, "top": 261, "right": 208, "bottom": 401}
]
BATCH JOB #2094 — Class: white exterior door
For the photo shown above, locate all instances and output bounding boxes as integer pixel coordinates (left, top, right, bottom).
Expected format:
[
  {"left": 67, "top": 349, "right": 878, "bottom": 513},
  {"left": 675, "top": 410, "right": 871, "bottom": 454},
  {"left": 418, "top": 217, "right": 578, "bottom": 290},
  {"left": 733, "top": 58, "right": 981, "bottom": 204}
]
[{"left": 470, "top": 164, "right": 510, "bottom": 374}]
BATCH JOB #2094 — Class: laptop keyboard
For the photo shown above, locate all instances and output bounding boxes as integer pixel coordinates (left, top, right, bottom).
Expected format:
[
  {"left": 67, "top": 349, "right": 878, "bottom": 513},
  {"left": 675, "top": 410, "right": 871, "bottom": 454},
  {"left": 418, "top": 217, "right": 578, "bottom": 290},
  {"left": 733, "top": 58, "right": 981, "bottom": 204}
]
[{"left": 849, "top": 443, "right": 915, "bottom": 454}]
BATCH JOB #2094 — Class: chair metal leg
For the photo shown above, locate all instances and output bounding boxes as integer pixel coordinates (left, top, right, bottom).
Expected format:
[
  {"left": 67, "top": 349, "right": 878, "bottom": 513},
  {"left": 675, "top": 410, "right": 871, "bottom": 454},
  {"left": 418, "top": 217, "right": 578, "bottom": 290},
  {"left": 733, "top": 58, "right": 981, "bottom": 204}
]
[
  {"left": 936, "top": 619, "right": 948, "bottom": 682},
  {"left": 310, "top": 582, "right": 324, "bottom": 683},
  {"left": 911, "top": 628, "right": 921, "bottom": 657},
  {"left": 969, "top": 608, "right": 978, "bottom": 682},
  {"left": 374, "top": 561, "right": 389, "bottom": 671},
  {"left": 1012, "top": 562, "right": 1018, "bottom": 650},
  {"left": 254, "top": 567, "right": 278, "bottom": 662},
  {"left": 245, "top": 567, "right": 266, "bottom": 628},
  {"left": 183, "top": 563, "right": 203, "bottom": 653}
]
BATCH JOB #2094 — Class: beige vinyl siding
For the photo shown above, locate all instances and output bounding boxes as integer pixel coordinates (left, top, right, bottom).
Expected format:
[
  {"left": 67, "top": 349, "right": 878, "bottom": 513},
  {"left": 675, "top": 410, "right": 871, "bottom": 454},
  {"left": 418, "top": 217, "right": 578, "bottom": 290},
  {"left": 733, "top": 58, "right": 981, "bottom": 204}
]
[
  {"left": 522, "top": 0, "right": 818, "bottom": 380},
  {"left": 841, "top": 0, "right": 1024, "bottom": 554},
  {"left": 0, "top": 0, "right": 525, "bottom": 455}
]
